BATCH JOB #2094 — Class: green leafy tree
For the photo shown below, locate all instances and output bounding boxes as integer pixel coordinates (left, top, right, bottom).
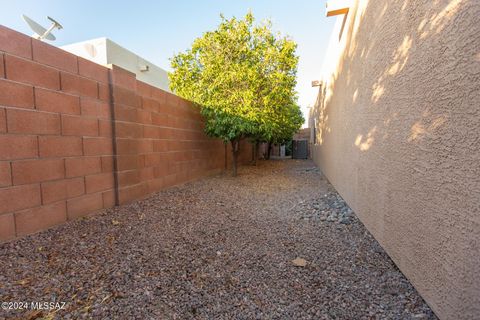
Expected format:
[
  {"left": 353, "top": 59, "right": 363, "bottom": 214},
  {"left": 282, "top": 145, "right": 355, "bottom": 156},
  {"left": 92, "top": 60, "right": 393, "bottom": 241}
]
[
  {"left": 260, "top": 102, "right": 304, "bottom": 160},
  {"left": 169, "top": 12, "right": 302, "bottom": 175}
]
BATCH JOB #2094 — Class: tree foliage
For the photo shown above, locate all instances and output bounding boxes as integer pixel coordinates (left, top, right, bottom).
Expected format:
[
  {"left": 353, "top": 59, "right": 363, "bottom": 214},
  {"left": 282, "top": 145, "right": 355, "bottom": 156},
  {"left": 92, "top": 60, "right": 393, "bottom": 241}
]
[{"left": 169, "top": 12, "right": 303, "bottom": 175}]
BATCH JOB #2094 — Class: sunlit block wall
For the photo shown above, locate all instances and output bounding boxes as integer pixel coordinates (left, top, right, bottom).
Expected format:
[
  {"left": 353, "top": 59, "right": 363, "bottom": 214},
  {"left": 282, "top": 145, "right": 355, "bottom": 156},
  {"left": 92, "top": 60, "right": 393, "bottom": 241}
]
[
  {"left": 310, "top": 1, "right": 480, "bottom": 319},
  {"left": 0, "top": 25, "right": 251, "bottom": 243}
]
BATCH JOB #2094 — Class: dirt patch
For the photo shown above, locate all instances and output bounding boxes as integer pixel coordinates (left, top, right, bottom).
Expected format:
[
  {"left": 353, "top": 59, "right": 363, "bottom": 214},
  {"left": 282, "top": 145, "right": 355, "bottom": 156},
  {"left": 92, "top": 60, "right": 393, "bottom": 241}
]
[{"left": 0, "top": 160, "right": 436, "bottom": 319}]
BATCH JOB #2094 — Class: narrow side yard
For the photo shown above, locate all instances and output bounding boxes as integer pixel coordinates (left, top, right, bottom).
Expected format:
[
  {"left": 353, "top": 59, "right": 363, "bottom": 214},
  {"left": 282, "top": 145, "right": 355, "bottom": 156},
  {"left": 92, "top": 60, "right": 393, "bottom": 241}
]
[{"left": 0, "top": 160, "right": 436, "bottom": 319}]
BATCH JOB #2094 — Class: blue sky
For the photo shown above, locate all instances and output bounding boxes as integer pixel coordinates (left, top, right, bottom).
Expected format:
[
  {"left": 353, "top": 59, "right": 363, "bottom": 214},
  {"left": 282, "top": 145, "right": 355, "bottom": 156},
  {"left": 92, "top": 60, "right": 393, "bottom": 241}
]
[{"left": 0, "top": 1, "right": 335, "bottom": 123}]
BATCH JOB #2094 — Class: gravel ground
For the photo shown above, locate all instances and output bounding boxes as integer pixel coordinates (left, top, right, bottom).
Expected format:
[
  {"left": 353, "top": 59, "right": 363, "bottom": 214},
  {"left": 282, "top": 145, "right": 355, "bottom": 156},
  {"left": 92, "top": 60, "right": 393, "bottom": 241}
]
[{"left": 0, "top": 159, "right": 437, "bottom": 320}]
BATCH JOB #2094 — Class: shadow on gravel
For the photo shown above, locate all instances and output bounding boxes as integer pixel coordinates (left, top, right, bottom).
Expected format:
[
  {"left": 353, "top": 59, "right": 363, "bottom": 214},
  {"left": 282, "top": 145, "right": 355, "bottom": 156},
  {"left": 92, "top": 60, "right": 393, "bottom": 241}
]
[{"left": 0, "top": 159, "right": 436, "bottom": 319}]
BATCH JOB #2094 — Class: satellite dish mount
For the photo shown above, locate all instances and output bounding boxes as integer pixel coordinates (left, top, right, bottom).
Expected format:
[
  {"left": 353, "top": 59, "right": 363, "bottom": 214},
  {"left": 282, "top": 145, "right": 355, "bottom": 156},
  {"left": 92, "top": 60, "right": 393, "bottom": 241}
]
[{"left": 22, "top": 14, "right": 63, "bottom": 41}]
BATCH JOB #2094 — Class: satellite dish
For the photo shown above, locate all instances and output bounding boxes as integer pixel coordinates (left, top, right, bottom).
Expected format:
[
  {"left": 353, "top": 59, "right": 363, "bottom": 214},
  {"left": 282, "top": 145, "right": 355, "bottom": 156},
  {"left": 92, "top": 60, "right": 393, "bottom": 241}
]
[{"left": 22, "top": 14, "right": 63, "bottom": 41}]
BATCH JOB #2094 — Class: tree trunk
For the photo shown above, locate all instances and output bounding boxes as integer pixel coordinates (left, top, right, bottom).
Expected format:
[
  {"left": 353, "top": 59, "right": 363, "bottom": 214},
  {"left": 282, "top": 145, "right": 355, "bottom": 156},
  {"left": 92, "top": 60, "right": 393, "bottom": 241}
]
[
  {"left": 267, "top": 141, "right": 272, "bottom": 160},
  {"left": 254, "top": 141, "right": 259, "bottom": 166},
  {"left": 251, "top": 143, "right": 255, "bottom": 163},
  {"left": 231, "top": 140, "right": 239, "bottom": 176},
  {"left": 224, "top": 142, "right": 228, "bottom": 171}
]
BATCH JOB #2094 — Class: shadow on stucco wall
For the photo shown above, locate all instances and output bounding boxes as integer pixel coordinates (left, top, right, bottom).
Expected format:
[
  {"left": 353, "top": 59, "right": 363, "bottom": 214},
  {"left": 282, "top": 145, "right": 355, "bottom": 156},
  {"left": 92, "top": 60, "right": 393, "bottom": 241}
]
[{"left": 310, "top": 0, "right": 480, "bottom": 319}]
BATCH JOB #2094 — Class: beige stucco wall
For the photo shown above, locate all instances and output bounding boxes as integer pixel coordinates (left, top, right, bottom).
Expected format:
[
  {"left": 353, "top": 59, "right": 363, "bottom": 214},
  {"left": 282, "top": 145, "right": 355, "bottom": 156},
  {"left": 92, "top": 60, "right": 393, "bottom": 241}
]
[{"left": 310, "top": 1, "right": 480, "bottom": 319}]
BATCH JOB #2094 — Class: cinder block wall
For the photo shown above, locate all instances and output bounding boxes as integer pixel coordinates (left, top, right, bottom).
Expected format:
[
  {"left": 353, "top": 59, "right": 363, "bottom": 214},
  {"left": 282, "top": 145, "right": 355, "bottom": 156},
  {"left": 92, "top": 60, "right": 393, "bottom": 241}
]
[
  {"left": 0, "top": 26, "right": 116, "bottom": 241},
  {"left": 109, "top": 66, "right": 226, "bottom": 204},
  {"left": 0, "top": 25, "right": 249, "bottom": 241},
  {"left": 310, "top": 1, "right": 480, "bottom": 319}
]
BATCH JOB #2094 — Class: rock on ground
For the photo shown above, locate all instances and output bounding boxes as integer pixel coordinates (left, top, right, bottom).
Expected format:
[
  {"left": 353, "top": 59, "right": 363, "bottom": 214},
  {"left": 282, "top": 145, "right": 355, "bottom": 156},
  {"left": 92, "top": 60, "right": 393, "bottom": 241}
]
[{"left": 0, "top": 160, "right": 437, "bottom": 319}]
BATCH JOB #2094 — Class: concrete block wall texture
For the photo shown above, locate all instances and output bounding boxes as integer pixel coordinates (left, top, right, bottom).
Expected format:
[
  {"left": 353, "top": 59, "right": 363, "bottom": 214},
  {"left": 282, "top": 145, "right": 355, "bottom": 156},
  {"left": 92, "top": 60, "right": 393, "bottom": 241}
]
[
  {"left": 109, "top": 65, "right": 227, "bottom": 205},
  {"left": 309, "top": 1, "right": 480, "bottom": 319},
  {"left": 0, "top": 25, "right": 249, "bottom": 242},
  {"left": 225, "top": 139, "right": 255, "bottom": 169},
  {"left": 0, "top": 26, "right": 116, "bottom": 241}
]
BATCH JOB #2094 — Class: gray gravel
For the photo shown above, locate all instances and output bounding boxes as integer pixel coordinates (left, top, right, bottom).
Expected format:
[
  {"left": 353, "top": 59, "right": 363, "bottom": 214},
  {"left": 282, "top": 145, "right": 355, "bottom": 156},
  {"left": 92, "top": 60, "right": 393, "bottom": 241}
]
[{"left": 0, "top": 159, "right": 437, "bottom": 319}]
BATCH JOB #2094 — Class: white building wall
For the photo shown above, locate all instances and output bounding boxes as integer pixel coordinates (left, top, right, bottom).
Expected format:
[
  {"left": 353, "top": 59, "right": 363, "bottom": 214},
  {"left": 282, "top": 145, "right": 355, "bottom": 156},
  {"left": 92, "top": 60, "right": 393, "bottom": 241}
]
[{"left": 61, "top": 38, "right": 170, "bottom": 92}]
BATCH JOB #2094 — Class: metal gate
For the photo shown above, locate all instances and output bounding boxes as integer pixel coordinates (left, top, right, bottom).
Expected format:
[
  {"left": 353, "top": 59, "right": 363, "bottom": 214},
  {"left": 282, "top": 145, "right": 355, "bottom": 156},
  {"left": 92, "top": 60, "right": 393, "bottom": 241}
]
[{"left": 292, "top": 140, "right": 308, "bottom": 159}]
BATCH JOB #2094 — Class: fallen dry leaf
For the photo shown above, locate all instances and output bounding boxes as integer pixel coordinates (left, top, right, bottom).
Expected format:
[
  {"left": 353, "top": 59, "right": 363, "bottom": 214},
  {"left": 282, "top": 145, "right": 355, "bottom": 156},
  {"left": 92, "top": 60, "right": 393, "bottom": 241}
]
[
  {"left": 111, "top": 220, "right": 120, "bottom": 225},
  {"left": 292, "top": 257, "right": 307, "bottom": 267},
  {"left": 17, "top": 279, "right": 30, "bottom": 285}
]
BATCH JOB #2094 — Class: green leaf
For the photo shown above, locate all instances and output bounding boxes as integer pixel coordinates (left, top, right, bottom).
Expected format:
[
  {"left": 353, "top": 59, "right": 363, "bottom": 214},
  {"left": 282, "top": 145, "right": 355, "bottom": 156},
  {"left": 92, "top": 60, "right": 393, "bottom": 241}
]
[{"left": 168, "top": 11, "right": 304, "bottom": 145}]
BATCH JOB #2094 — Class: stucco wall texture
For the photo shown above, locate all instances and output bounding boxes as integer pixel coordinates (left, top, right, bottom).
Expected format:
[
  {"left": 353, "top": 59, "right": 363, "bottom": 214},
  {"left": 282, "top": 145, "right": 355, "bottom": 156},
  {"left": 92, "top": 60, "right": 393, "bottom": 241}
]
[{"left": 310, "top": 1, "right": 480, "bottom": 319}]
